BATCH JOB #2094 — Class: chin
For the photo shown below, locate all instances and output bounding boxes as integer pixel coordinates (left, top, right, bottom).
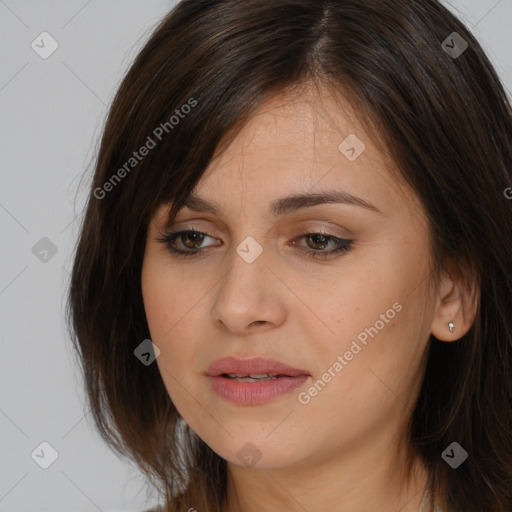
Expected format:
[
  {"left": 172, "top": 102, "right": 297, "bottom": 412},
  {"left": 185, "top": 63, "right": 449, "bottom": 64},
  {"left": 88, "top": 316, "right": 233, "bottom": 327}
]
[{"left": 210, "top": 437, "right": 303, "bottom": 470}]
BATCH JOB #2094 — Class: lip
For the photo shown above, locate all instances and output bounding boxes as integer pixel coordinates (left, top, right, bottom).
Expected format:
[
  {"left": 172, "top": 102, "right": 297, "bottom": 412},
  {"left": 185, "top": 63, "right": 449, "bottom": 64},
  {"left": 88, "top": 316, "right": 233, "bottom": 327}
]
[
  {"left": 206, "top": 356, "right": 310, "bottom": 377},
  {"left": 205, "top": 357, "right": 310, "bottom": 405}
]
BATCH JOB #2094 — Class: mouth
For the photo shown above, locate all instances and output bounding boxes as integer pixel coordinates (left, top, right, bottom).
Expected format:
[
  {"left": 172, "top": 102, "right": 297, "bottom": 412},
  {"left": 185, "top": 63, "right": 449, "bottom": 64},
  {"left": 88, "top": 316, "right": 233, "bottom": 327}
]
[{"left": 205, "top": 356, "right": 311, "bottom": 405}]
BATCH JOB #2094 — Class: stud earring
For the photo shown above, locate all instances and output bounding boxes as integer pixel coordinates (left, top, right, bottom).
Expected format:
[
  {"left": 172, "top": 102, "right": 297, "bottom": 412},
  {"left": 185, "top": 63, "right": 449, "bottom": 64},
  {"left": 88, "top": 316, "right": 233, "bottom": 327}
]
[{"left": 448, "top": 321, "right": 455, "bottom": 333}]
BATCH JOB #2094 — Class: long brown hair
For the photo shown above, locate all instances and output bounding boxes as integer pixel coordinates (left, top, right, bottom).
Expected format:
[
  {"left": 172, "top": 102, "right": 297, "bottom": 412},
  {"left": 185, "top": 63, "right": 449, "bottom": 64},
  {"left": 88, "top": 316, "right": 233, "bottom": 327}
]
[{"left": 66, "top": 1, "right": 512, "bottom": 510}]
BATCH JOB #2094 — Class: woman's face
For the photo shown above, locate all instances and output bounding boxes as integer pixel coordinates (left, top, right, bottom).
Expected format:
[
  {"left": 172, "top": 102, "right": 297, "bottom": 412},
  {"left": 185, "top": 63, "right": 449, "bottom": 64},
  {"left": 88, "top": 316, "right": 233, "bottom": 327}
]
[{"left": 141, "top": 85, "right": 437, "bottom": 473}]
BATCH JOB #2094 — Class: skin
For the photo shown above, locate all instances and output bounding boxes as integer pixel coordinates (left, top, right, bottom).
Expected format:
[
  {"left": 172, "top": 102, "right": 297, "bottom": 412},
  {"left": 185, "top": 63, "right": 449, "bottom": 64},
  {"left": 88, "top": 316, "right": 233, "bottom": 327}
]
[{"left": 141, "top": 83, "right": 478, "bottom": 512}]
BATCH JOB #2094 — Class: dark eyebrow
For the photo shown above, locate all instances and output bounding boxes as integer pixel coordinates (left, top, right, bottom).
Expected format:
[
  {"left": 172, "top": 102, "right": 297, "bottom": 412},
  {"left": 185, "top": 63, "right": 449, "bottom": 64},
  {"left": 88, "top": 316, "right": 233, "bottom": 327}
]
[{"left": 181, "top": 189, "right": 382, "bottom": 217}]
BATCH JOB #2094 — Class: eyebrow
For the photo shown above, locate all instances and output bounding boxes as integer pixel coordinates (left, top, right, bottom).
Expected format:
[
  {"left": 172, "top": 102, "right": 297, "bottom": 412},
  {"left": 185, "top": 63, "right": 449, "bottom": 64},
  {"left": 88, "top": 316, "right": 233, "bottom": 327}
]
[{"left": 180, "top": 189, "right": 383, "bottom": 217}]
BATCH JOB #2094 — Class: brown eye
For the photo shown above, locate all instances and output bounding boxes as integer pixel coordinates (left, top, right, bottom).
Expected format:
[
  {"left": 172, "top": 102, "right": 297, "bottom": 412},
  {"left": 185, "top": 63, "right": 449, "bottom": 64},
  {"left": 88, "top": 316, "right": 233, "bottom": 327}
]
[
  {"left": 156, "top": 229, "right": 220, "bottom": 258},
  {"left": 304, "top": 233, "right": 329, "bottom": 250},
  {"left": 290, "top": 231, "right": 354, "bottom": 260},
  {"left": 180, "top": 231, "right": 206, "bottom": 249}
]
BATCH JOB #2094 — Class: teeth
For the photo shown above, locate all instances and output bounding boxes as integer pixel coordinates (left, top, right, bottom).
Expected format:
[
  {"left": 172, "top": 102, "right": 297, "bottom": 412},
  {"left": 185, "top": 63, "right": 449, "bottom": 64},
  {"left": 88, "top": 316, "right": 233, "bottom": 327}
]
[
  {"left": 227, "top": 373, "right": 273, "bottom": 378},
  {"left": 225, "top": 373, "right": 280, "bottom": 381}
]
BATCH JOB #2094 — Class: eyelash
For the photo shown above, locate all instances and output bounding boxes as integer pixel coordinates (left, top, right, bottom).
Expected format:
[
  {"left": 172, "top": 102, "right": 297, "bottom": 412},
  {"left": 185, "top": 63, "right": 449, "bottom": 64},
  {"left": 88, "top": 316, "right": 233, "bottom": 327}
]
[{"left": 156, "top": 227, "right": 354, "bottom": 261}]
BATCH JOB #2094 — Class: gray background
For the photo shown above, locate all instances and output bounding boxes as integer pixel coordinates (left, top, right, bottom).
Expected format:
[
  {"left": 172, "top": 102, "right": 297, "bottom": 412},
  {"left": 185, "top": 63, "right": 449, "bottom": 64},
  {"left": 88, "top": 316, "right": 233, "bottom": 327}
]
[{"left": 0, "top": 1, "right": 510, "bottom": 510}]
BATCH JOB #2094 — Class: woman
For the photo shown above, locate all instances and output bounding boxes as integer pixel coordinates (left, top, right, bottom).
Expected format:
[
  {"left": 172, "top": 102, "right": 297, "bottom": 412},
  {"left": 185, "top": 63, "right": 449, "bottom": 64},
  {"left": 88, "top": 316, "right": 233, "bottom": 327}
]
[{"left": 67, "top": 1, "right": 512, "bottom": 511}]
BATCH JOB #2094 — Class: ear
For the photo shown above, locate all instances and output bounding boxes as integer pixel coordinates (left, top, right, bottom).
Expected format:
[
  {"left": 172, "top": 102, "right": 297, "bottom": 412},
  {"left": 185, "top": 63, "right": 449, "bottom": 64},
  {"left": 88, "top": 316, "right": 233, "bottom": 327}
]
[{"left": 430, "top": 257, "right": 479, "bottom": 342}]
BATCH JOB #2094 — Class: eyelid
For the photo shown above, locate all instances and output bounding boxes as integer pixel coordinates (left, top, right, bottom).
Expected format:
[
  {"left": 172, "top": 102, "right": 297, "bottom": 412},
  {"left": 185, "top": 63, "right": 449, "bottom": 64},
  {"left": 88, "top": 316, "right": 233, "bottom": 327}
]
[
  {"left": 163, "top": 214, "right": 229, "bottom": 236},
  {"left": 165, "top": 217, "right": 354, "bottom": 239},
  {"left": 161, "top": 222, "right": 223, "bottom": 239}
]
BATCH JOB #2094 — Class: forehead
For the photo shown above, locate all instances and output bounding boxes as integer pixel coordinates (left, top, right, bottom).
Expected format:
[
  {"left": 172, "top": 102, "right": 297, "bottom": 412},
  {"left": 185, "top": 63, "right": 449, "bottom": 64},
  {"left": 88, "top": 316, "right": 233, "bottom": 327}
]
[
  {"left": 211, "top": 84, "right": 366, "bottom": 167},
  {"left": 193, "top": 84, "right": 416, "bottom": 217},
  {"left": 151, "top": 83, "right": 426, "bottom": 231}
]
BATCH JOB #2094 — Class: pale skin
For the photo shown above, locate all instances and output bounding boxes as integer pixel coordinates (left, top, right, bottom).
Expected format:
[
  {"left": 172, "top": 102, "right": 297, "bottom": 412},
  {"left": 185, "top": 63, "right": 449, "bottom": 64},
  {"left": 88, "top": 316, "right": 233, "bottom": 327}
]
[{"left": 141, "top": 83, "right": 478, "bottom": 512}]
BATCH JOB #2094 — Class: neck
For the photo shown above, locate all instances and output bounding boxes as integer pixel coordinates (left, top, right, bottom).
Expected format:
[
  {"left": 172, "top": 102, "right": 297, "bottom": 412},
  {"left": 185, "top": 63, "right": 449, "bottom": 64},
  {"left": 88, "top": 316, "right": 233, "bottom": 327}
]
[{"left": 224, "top": 436, "right": 428, "bottom": 512}]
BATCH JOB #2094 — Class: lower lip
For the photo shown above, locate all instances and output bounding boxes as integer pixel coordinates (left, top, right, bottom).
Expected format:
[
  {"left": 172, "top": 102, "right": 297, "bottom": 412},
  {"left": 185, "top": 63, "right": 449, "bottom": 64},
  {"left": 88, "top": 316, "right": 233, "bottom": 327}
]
[{"left": 207, "top": 374, "right": 310, "bottom": 405}]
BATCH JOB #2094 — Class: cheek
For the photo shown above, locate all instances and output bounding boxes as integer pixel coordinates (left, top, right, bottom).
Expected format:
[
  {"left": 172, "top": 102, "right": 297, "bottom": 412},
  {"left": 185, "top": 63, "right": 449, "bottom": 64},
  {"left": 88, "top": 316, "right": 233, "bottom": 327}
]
[
  {"left": 141, "top": 253, "right": 203, "bottom": 390},
  {"left": 142, "top": 273, "right": 192, "bottom": 364},
  {"left": 141, "top": 274, "right": 170, "bottom": 338},
  {"left": 141, "top": 247, "right": 188, "bottom": 338},
  {"left": 142, "top": 275, "right": 198, "bottom": 416},
  {"left": 304, "top": 247, "right": 430, "bottom": 390},
  {"left": 142, "top": 261, "right": 187, "bottom": 392}
]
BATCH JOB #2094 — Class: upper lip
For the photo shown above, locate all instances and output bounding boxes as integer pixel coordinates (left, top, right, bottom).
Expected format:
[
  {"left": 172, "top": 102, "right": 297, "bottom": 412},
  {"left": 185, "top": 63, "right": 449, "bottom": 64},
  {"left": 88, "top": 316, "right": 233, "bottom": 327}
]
[{"left": 206, "top": 356, "right": 310, "bottom": 377}]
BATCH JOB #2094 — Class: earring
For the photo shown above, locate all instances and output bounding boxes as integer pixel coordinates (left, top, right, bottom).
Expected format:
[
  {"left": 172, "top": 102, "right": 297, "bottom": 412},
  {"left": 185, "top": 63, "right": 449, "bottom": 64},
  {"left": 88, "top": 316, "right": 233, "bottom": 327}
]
[{"left": 448, "top": 321, "right": 455, "bottom": 333}]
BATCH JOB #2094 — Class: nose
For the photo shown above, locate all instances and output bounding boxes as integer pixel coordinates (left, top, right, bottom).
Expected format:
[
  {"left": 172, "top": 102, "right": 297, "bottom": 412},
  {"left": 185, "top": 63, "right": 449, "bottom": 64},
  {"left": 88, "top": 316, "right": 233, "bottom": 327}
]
[{"left": 210, "top": 240, "right": 287, "bottom": 336}]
